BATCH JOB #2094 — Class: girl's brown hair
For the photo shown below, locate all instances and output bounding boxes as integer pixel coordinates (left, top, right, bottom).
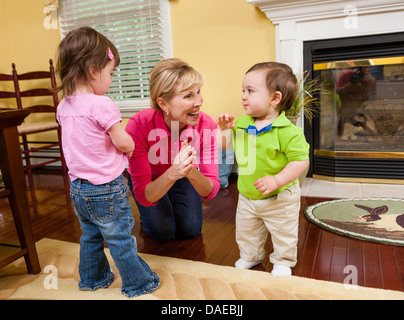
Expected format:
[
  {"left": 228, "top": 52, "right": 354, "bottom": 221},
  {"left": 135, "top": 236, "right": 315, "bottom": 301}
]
[
  {"left": 149, "top": 58, "right": 203, "bottom": 111},
  {"left": 246, "top": 62, "right": 298, "bottom": 112},
  {"left": 56, "top": 26, "right": 120, "bottom": 96}
]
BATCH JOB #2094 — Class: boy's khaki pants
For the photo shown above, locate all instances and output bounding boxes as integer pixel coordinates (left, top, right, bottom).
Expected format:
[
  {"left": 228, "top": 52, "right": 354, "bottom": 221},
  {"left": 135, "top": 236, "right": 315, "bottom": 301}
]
[{"left": 236, "top": 183, "right": 300, "bottom": 268}]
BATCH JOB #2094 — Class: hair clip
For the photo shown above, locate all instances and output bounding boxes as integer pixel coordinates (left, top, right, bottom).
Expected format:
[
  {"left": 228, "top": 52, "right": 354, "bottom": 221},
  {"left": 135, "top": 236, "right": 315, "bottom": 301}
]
[{"left": 108, "top": 47, "right": 114, "bottom": 60}]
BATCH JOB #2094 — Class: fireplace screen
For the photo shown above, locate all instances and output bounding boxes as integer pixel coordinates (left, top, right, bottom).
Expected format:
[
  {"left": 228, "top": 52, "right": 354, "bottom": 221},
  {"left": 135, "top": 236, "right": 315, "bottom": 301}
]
[{"left": 314, "top": 57, "right": 404, "bottom": 153}]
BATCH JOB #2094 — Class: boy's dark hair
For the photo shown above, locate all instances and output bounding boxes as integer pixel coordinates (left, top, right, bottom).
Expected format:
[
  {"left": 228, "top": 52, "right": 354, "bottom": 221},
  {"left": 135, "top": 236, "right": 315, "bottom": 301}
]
[
  {"left": 246, "top": 62, "right": 298, "bottom": 112},
  {"left": 56, "top": 26, "right": 120, "bottom": 96}
]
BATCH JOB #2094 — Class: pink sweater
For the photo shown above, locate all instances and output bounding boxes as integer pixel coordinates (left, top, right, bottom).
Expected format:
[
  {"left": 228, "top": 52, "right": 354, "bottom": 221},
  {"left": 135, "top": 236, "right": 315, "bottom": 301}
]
[{"left": 125, "top": 108, "right": 220, "bottom": 207}]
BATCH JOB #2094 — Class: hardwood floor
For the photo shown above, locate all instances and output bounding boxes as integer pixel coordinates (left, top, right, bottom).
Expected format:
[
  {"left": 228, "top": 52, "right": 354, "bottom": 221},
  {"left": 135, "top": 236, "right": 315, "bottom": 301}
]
[{"left": 1, "top": 169, "right": 403, "bottom": 293}]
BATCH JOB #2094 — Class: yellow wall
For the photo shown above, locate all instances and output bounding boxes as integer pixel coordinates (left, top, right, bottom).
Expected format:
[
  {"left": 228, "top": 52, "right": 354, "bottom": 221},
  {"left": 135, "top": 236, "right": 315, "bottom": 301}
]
[
  {"left": 0, "top": 0, "right": 61, "bottom": 130},
  {"left": 170, "top": 0, "right": 275, "bottom": 119},
  {"left": 0, "top": 0, "right": 14, "bottom": 73},
  {"left": 0, "top": 0, "right": 61, "bottom": 72},
  {"left": 0, "top": 0, "right": 60, "bottom": 74},
  {"left": 0, "top": 0, "right": 275, "bottom": 122}
]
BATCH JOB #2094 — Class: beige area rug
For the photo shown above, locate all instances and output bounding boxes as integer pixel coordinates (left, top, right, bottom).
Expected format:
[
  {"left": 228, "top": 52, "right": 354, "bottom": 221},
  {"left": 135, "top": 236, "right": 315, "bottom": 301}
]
[{"left": 1, "top": 238, "right": 403, "bottom": 300}]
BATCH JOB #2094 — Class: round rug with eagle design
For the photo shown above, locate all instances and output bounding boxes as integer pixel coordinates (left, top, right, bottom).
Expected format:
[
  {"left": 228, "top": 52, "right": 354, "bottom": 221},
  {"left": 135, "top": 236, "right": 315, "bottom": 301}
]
[{"left": 304, "top": 198, "right": 404, "bottom": 246}]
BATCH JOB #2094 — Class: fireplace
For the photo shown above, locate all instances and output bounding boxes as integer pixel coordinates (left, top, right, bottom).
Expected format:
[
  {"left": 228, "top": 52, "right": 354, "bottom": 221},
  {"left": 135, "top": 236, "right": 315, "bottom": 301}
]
[
  {"left": 305, "top": 33, "right": 404, "bottom": 182},
  {"left": 248, "top": 0, "right": 404, "bottom": 183}
]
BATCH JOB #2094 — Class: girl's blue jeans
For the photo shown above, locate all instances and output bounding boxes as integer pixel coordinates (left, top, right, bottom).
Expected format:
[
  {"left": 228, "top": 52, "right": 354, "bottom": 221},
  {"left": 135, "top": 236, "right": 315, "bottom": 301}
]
[
  {"left": 127, "top": 175, "right": 203, "bottom": 242},
  {"left": 70, "top": 175, "right": 160, "bottom": 297}
]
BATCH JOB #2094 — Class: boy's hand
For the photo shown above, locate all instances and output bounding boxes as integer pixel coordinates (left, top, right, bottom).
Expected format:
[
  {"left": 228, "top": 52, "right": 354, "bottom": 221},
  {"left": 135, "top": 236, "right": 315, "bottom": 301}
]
[
  {"left": 216, "top": 113, "right": 236, "bottom": 131},
  {"left": 253, "top": 176, "right": 280, "bottom": 196}
]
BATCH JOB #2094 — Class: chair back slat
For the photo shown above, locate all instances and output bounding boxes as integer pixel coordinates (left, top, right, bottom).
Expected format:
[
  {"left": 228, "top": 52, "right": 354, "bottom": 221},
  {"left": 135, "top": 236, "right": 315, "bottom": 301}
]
[
  {"left": 25, "top": 105, "right": 56, "bottom": 113},
  {"left": 0, "top": 73, "right": 14, "bottom": 81},
  {"left": 0, "top": 91, "right": 17, "bottom": 99},
  {"left": 20, "top": 88, "right": 53, "bottom": 98},
  {"left": 18, "top": 71, "right": 51, "bottom": 81},
  {"left": 0, "top": 60, "right": 59, "bottom": 112}
]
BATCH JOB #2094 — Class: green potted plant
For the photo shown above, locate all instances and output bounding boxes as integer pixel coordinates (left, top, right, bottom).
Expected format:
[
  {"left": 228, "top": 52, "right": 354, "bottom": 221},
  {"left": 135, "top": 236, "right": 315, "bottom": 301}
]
[
  {"left": 286, "top": 71, "right": 325, "bottom": 125},
  {"left": 286, "top": 71, "right": 326, "bottom": 186}
]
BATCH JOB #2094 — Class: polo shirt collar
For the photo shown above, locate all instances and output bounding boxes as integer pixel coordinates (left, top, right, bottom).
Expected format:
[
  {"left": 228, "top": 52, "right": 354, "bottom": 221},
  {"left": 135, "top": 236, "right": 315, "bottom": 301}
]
[{"left": 237, "top": 111, "right": 291, "bottom": 131}]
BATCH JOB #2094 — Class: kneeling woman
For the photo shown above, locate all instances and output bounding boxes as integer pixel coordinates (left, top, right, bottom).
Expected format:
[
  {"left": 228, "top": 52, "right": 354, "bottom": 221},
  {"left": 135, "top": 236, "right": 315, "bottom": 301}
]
[{"left": 126, "top": 58, "right": 220, "bottom": 242}]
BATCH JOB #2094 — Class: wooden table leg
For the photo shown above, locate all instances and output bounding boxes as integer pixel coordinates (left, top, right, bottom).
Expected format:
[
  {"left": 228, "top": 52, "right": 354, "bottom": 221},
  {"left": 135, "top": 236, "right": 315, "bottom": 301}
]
[{"left": 0, "top": 118, "right": 40, "bottom": 274}]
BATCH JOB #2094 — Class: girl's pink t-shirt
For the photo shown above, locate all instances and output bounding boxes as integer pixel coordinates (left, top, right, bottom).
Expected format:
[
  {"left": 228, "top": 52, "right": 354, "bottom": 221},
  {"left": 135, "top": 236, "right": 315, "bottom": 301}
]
[{"left": 57, "top": 93, "right": 127, "bottom": 185}]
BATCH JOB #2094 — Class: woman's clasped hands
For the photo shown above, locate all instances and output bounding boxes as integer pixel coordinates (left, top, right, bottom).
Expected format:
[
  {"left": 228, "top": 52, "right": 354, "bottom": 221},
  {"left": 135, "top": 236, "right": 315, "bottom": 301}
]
[{"left": 169, "top": 140, "right": 197, "bottom": 181}]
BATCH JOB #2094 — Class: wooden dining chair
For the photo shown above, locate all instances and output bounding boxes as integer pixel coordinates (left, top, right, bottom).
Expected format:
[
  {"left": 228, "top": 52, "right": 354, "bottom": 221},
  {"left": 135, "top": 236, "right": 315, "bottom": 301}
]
[{"left": 0, "top": 60, "right": 68, "bottom": 191}]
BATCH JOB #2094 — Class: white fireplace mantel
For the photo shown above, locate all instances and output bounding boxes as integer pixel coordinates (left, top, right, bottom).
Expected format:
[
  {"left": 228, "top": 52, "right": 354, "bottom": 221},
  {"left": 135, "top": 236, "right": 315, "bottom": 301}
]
[
  {"left": 248, "top": 0, "right": 404, "bottom": 24},
  {"left": 247, "top": 0, "right": 404, "bottom": 71}
]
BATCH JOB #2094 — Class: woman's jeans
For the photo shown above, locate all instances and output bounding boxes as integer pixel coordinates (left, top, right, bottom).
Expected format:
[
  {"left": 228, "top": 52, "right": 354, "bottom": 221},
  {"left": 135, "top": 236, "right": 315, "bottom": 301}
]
[
  {"left": 70, "top": 175, "right": 160, "bottom": 297},
  {"left": 127, "top": 175, "right": 203, "bottom": 242}
]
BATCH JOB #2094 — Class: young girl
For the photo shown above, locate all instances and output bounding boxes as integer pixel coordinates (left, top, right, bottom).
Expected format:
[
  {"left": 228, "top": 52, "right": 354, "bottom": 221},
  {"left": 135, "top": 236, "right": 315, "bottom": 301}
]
[
  {"left": 217, "top": 62, "right": 309, "bottom": 277},
  {"left": 56, "top": 26, "right": 159, "bottom": 297}
]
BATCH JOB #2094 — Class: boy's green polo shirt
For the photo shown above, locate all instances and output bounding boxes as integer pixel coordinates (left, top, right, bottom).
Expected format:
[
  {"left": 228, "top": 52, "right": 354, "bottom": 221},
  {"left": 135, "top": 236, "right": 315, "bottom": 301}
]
[{"left": 231, "top": 111, "right": 309, "bottom": 200}]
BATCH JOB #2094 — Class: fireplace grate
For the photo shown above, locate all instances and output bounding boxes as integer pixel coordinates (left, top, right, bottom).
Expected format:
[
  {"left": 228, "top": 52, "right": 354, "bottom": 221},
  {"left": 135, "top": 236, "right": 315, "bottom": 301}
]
[{"left": 314, "top": 156, "right": 404, "bottom": 180}]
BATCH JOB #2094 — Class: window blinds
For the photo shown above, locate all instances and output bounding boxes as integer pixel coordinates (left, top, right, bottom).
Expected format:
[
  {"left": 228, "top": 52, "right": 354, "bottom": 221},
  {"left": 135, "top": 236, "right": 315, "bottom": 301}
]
[{"left": 59, "top": 0, "right": 169, "bottom": 110}]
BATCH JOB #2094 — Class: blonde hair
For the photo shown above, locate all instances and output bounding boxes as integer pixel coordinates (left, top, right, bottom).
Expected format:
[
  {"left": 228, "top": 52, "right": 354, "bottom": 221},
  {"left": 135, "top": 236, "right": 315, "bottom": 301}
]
[{"left": 149, "top": 58, "right": 204, "bottom": 111}]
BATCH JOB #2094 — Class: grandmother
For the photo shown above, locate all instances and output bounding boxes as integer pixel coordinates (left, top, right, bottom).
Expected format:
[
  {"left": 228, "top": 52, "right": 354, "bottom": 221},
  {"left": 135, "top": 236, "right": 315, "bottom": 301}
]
[{"left": 126, "top": 58, "right": 220, "bottom": 242}]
